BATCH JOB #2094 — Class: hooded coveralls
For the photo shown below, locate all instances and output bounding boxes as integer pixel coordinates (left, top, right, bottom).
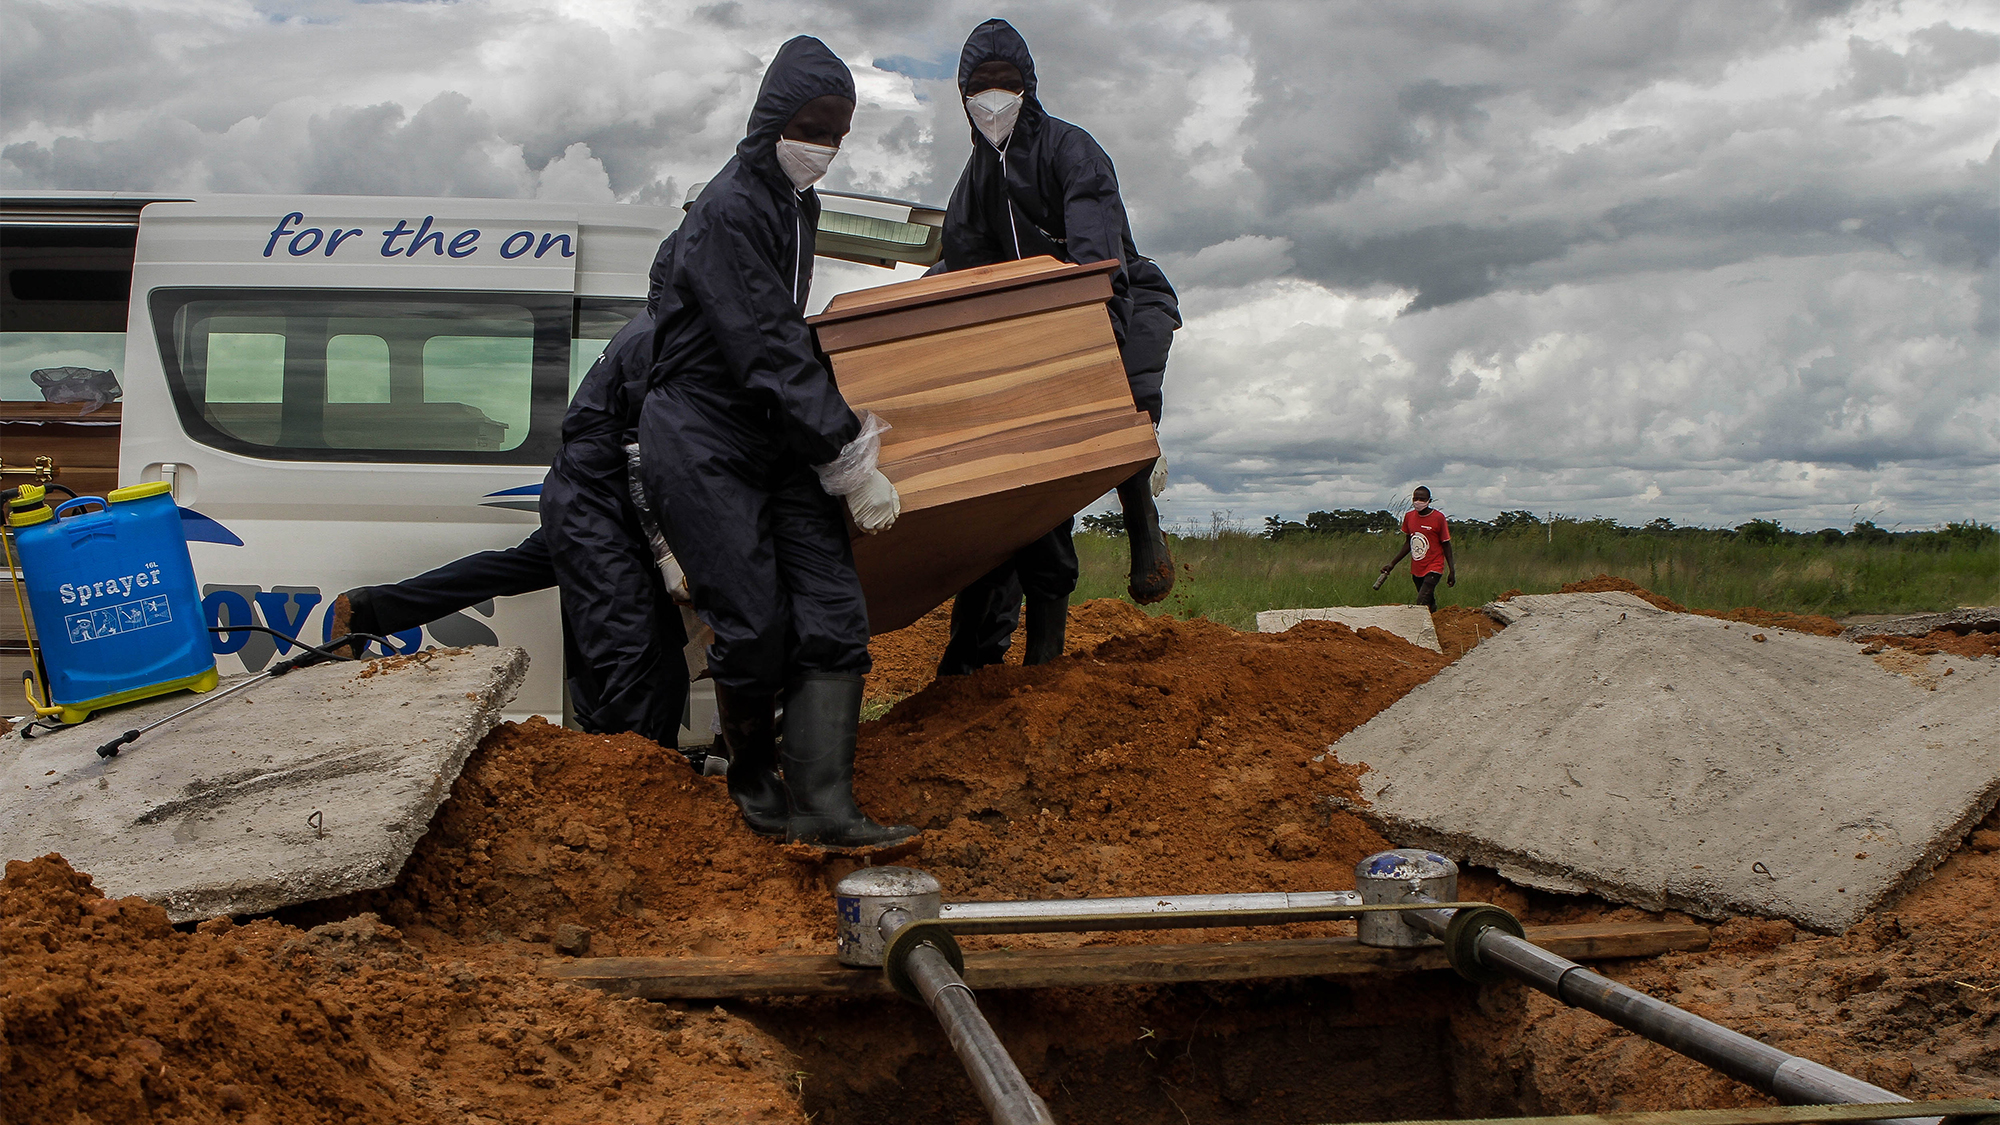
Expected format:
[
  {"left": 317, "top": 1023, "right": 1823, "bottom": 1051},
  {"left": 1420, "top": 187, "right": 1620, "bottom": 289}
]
[
  {"left": 638, "top": 37, "right": 871, "bottom": 695},
  {"left": 542, "top": 307, "right": 689, "bottom": 743},
  {"left": 935, "top": 18, "right": 1182, "bottom": 673},
  {"left": 343, "top": 291, "right": 688, "bottom": 747}
]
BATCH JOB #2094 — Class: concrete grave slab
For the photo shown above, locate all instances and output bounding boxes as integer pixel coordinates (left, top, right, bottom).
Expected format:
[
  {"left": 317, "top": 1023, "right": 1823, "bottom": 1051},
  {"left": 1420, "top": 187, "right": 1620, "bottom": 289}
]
[
  {"left": 1329, "top": 592, "right": 2000, "bottom": 933},
  {"left": 1, "top": 646, "right": 527, "bottom": 922},
  {"left": 1255, "top": 605, "right": 1442, "bottom": 653},
  {"left": 1839, "top": 606, "right": 2000, "bottom": 642}
]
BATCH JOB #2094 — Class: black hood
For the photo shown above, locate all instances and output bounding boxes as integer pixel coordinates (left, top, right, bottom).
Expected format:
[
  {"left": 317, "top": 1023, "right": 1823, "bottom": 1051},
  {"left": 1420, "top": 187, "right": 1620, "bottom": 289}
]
[
  {"left": 735, "top": 36, "right": 856, "bottom": 185},
  {"left": 956, "top": 18, "right": 1038, "bottom": 100},
  {"left": 957, "top": 18, "right": 1044, "bottom": 145}
]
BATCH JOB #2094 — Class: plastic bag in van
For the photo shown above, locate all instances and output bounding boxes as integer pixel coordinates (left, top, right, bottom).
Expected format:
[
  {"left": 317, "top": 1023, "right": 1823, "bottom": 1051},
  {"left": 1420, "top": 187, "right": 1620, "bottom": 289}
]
[{"left": 32, "top": 366, "right": 122, "bottom": 414}]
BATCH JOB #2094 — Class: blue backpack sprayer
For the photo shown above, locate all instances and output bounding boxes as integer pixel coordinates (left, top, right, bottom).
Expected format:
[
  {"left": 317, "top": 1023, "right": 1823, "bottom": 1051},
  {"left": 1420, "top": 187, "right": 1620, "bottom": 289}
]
[{"left": 4, "top": 480, "right": 390, "bottom": 756}]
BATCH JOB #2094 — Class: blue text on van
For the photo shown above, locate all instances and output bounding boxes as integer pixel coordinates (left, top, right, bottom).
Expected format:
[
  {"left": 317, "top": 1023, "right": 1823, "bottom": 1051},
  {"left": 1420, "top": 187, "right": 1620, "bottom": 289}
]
[{"left": 262, "top": 213, "right": 576, "bottom": 261}]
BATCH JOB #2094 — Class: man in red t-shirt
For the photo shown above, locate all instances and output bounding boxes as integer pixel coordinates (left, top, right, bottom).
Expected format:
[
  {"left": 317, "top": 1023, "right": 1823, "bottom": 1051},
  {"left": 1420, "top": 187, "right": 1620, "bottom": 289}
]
[{"left": 1380, "top": 486, "right": 1455, "bottom": 609}]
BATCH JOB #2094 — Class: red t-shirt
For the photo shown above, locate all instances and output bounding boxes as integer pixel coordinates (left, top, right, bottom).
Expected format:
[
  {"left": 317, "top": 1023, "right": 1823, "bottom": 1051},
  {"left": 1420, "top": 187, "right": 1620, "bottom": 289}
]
[{"left": 1402, "top": 508, "right": 1450, "bottom": 577}]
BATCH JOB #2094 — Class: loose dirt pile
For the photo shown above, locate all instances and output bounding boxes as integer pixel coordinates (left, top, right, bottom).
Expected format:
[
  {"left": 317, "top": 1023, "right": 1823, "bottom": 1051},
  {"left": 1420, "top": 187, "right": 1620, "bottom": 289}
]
[
  {"left": 1556, "top": 575, "right": 1847, "bottom": 635},
  {"left": 6, "top": 587, "right": 1995, "bottom": 1123},
  {"left": 1860, "top": 629, "right": 2000, "bottom": 659},
  {"left": 853, "top": 601, "right": 1447, "bottom": 912},
  {"left": 865, "top": 597, "right": 1161, "bottom": 700},
  {"left": 1, "top": 854, "right": 807, "bottom": 1125}
]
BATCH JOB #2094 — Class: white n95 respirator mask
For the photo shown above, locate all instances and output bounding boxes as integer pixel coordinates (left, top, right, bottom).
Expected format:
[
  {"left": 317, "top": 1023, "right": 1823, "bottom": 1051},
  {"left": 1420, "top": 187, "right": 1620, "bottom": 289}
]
[
  {"left": 966, "top": 88, "right": 1023, "bottom": 149},
  {"left": 775, "top": 139, "right": 838, "bottom": 190}
]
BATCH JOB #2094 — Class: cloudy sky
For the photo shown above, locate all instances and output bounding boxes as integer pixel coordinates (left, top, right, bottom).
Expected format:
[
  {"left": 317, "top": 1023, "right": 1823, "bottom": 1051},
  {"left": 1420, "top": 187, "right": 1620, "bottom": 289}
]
[{"left": 5, "top": 0, "right": 1996, "bottom": 531}]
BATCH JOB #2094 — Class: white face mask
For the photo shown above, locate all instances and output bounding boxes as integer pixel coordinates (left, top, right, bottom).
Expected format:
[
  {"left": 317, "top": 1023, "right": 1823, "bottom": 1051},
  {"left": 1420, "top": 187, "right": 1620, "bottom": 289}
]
[
  {"left": 775, "top": 139, "right": 837, "bottom": 190},
  {"left": 965, "top": 88, "right": 1023, "bottom": 149}
]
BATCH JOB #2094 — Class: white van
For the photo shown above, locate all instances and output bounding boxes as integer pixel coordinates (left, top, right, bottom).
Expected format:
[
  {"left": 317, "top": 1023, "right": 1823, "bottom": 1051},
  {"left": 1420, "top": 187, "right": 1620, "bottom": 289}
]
[{"left": 1, "top": 191, "right": 942, "bottom": 741}]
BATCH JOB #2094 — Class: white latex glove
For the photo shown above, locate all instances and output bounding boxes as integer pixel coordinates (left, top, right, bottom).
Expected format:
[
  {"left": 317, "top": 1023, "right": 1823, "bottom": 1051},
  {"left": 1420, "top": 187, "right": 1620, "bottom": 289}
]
[
  {"left": 659, "top": 552, "right": 693, "bottom": 605},
  {"left": 846, "top": 468, "right": 901, "bottom": 534},
  {"left": 1150, "top": 454, "right": 1168, "bottom": 497}
]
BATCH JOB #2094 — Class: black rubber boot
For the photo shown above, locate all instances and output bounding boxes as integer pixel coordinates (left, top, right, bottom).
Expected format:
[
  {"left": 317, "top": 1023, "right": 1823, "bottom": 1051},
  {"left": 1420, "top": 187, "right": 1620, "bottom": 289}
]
[
  {"left": 1117, "top": 464, "right": 1174, "bottom": 604},
  {"left": 714, "top": 684, "right": 788, "bottom": 837},
  {"left": 780, "top": 673, "right": 918, "bottom": 848},
  {"left": 1022, "top": 593, "right": 1068, "bottom": 665}
]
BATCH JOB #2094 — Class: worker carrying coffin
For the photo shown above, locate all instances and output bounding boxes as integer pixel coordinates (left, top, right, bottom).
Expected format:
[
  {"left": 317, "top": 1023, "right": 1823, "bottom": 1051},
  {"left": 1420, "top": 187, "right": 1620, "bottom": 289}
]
[
  {"left": 933, "top": 17, "right": 1183, "bottom": 677},
  {"left": 638, "top": 36, "right": 917, "bottom": 851}
]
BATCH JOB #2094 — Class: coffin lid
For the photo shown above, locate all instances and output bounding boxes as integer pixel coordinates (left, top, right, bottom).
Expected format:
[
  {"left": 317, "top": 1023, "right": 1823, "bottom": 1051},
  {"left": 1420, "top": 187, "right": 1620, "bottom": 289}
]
[{"left": 810, "top": 255, "right": 1119, "bottom": 326}]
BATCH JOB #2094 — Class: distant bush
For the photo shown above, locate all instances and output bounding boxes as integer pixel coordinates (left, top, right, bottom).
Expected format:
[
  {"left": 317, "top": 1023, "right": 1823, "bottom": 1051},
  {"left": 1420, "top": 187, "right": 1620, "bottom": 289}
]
[
  {"left": 1735, "top": 519, "right": 1786, "bottom": 545},
  {"left": 1849, "top": 521, "right": 1895, "bottom": 546},
  {"left": 1080, "top": 511, "right": 1126, "bottom": 536}
]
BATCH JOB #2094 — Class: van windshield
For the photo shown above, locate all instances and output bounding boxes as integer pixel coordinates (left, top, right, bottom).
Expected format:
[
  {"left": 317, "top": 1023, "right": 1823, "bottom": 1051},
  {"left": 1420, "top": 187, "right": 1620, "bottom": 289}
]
[{"left": 151, "top": 289, "right": 643, "bottom": 464}]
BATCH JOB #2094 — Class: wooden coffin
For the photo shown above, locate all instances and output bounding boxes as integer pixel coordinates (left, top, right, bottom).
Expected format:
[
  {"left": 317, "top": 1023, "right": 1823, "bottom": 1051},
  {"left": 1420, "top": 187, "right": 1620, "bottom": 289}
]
[{"left": 811, "top": 256, "right": 1157, "bottom": 634}]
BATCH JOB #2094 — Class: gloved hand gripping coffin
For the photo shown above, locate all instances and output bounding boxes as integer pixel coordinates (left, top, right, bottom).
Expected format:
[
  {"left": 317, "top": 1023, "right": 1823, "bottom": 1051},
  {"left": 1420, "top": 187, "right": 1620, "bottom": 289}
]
[{"left": 809, "top": 255, "right": 1158, "bottom": 634}]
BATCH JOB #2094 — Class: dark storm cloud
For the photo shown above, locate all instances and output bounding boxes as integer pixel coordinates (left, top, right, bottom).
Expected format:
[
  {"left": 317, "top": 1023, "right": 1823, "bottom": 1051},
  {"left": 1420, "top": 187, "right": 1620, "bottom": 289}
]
[{"left": 2, "top": 0, "right": 1993, "bottom": 527}]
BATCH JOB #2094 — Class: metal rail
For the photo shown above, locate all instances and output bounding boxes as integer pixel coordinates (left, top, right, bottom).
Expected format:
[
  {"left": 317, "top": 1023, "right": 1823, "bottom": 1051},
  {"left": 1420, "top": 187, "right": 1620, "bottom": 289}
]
[
  {"left": 878, "top": 906, "right": 1054, "bottom": 1125},
  {"left": 1325, "top": 1102, "right": 1998, "bottom": 1125},
  {"left": 1399, "top": 901, "right": 1937, "bottom": 1125},
  {"left": 939, "top": 889, "right": 1362, "bottom": 932}
]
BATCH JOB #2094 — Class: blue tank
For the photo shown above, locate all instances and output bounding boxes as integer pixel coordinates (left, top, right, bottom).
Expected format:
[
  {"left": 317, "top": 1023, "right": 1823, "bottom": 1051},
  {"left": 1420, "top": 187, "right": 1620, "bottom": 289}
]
[{"left": 9, "top": 482, "right": 218, "bottom": 723}]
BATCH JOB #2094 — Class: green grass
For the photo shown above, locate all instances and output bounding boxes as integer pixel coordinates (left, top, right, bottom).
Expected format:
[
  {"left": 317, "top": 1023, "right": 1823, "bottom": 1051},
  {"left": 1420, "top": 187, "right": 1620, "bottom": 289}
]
[{"left": 1074, "top": 528, "right": 2000, "bottom": 631}]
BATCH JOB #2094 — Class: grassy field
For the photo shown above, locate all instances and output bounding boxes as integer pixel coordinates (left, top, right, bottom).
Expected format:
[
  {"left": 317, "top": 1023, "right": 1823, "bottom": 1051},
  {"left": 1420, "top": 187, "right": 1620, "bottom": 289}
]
[{"left": 1073, "top": 527, "right": 2000, "bottom": 631}]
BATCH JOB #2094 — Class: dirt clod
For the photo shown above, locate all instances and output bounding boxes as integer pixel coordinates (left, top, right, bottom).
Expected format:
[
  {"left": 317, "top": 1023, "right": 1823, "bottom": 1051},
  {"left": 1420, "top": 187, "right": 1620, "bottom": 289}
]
[{"left": 552, "top": 923, "right": 591, "bottom": 956}]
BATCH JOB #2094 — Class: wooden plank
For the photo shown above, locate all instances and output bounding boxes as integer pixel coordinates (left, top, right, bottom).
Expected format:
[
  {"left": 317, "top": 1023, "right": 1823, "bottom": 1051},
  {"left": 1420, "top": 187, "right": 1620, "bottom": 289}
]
[
  {"left": 0, "top": 429, "right": 121, "bottom": 470},
  {"left": 1, "top": 576, "right": 33, "bottom": 642},
  {"left": 0, "top": 403, "right": 124, "bottom": 423},
  {"left": 2, "top": 404, "right": 123, "bottom": 500},
  {"left": 814, "top": 272, "right": 1115, "bottom": 353},
  {"left": 813, "top": 256, "right": 1116, "bottom": 324},
  {"left": 545, "top": 922, "right": 1712, "bottom": 1000}
]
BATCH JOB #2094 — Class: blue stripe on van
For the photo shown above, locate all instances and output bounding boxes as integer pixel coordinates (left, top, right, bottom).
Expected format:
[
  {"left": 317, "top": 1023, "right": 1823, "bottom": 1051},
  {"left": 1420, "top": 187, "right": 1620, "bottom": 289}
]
[
  {"left": 179, "top": 507, "right": 244, "bottom": 547},
  {"left": 481, "top": 483, "right": 542, "bottom": 512}
]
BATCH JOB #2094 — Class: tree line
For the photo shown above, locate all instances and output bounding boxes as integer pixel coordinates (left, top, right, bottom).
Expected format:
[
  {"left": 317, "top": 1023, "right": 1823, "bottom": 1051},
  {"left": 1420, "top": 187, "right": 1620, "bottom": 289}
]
[{"left": 1074, "top": 507, "right": 1995, "bottom": 550}]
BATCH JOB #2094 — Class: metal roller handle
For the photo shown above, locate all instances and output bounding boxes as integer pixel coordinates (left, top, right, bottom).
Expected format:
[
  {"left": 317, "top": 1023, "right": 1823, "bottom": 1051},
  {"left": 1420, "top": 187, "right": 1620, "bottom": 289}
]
[
  {"left": 940, "top": 890, "right": 1362, "bottom": 932},
  {"left": 1399, "top": 901, "right": 1934, "bottom": 1125},
  {"left": 879, "top": 907, "right": 1055, "bottom": 1125}
]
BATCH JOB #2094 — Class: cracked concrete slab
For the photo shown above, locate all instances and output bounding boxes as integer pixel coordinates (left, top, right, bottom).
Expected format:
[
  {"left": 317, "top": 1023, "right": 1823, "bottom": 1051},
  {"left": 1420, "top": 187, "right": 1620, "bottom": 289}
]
[
  {"left": 1, "top": 646, "right": 527, "bottom": 922},
  {"left": 1255, "top": 605, "right": 1442, "bottom": 652},
  {"left": 1329, "top": 592, "right": 2000, "bottom": 933},
  {"left": 1839, "top": 606, "right": 2000, "bottom": 642}
]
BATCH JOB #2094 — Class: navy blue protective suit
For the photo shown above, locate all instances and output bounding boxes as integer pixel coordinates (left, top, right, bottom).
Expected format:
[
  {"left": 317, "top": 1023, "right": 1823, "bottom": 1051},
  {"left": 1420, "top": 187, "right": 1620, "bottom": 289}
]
[
  {"left": 346, "top": 288, "right": 688, "bottom": 746},
  {"left": 541, "top": 308, "right": 689, "bottom": 744},
  {"left": 935, "top": 18, "right": 1181, "bottom": 674},
  {"left": 638, "top": 36, "right": 871, "bottom": 695}
]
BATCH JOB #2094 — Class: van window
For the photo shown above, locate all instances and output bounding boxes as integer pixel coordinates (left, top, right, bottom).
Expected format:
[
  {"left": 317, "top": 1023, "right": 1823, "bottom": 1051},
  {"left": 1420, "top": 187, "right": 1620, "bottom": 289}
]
[
  {"left": 572, "top": 297, "right": 644, "bottom": 398},
  {"left": 152, "top": 289, "right": 580, "bottom": 464},
  {"left": 1, "top": 227, "right": 134, "bottom": 403},
  {"left": 326, "top": 334, "right": 391, "bottom": 403}
]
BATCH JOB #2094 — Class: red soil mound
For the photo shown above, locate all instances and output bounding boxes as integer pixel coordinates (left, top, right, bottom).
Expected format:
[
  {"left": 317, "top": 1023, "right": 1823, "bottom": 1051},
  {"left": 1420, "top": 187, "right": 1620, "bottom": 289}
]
[
  {"left": 1431, "top": 604, "right": 1504, "bottom": 660},
  {"left": 1558, "top": 574, "right": 1690, "bottom": 612},
  {"left": 1558, "top": 575, "right": 1847, "bottom": 636},
  {"left": 853, "top": 602, "right": 1450, "bottom": 913},
  {"left": 1, "top": 854, "right": 808, "bottom": 1123},
  {"left": 865, "top": 596, "right": 1156, "bottom": 700},
  {"left": 1700, "top": 607, "right": 1846, "bottom": 636},
  {"left": 1860, "top": 628, "right": 2000, "bottom": 659},
  {"left": 334, "top": 601, "right": 1456, "bottom": 953},
  {"left": 319, "top": 719, "right": 832, "bottom": 957}
]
